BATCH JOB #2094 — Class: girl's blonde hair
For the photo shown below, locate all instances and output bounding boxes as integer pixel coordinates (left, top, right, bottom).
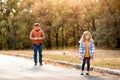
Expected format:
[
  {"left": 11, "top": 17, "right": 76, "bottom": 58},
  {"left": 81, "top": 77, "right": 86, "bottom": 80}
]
[{"left": 79, "top": 31, "right": 94, "bottom": 43}]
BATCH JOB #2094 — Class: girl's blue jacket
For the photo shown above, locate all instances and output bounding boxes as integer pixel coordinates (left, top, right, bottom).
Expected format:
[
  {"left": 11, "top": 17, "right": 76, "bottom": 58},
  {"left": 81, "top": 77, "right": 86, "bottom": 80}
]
[{"left": 79, "top": 39, "right": 95, "bottom": 58}]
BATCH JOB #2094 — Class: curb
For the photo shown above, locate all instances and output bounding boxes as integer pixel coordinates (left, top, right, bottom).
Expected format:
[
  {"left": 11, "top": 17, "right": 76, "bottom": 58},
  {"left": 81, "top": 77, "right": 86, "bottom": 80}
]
[{"left": 1, "top": 53, "right": 120, "bottom": 75}]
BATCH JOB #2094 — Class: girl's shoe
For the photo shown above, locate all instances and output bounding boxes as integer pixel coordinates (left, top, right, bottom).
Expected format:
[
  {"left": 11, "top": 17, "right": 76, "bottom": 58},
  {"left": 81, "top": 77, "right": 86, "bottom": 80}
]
[
  {"left": 86, "top": 71, "right": 89, "bottom": 75},
  {"left": 80, "top": 71, "right": 84, "bottom": 75}
]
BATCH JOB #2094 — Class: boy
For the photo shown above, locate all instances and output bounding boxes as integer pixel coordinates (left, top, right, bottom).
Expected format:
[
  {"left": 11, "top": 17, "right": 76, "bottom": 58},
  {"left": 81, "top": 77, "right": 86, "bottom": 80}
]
[{"left": 29, "top": 23, "right": 45, "bottom": 65}]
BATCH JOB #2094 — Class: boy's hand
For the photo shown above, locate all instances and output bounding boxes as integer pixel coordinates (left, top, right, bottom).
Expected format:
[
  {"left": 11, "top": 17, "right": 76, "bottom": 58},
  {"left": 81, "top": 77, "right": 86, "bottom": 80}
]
[
  {"left": 34, "top": 37, "right": 43, "bottom": 40},
  {"left": 34, "top": 38, "right": 40, "bottom": 40},
  {"left": 38, "top": 37, "right": 42, "bottom": 40},
  {"left": 34, "top": 38, "right": 37, "bottom": 40}
]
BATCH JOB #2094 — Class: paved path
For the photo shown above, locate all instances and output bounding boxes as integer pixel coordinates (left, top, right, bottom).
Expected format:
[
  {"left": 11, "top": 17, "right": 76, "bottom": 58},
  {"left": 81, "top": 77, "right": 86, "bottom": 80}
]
[{"left": 0, "top": 54, "right": 119, "bottom": 80}]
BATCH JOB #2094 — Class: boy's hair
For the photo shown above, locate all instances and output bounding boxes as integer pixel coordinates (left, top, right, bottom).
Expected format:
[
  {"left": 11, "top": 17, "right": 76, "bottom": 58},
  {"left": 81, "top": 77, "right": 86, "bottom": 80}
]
[
  {"left": 34, "top": 23, "right": 40, "bottom": 26},
  {"left": 79, "top": 31, "right": 94, "bottom": 43}
]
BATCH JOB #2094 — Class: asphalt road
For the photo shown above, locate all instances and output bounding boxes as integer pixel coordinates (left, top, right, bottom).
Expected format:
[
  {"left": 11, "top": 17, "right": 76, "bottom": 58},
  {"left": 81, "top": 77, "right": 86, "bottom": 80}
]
[{"left": 0, "top": 54, "right": 119, "bottom": 80}]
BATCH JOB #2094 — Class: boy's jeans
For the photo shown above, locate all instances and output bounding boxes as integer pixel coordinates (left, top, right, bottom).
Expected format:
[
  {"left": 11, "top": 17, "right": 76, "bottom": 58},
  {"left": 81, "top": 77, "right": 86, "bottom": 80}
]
[{"left": 33, "top": 44, "right": 43, "bottom": 63}]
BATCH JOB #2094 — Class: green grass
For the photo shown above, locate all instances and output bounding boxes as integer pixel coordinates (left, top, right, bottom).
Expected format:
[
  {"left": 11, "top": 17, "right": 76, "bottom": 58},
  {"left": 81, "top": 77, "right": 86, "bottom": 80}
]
[
  {"left": 0, "top": 49, "right": 120, "bottom": 70},
  {"left": 43, "top": 54, "right": 120, "bottom": 70}
]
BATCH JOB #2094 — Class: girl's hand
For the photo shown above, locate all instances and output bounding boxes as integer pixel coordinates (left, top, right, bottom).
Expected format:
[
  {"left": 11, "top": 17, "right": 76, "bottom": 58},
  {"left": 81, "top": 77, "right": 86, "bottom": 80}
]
[
  {"left": 90, "top": 54, "right": 94, "bottom": 59},
  {"left": 79, "top": 54, "right": 85, "bottom": 60},
  {"left": 82, "top": 54, "right": 85, "bottom": 59}
]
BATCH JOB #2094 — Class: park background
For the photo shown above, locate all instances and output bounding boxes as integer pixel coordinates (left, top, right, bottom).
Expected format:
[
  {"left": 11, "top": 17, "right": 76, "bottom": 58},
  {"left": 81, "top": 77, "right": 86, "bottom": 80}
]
[{"left": 0, "top": 0, "right": 120, "bottom": 70}]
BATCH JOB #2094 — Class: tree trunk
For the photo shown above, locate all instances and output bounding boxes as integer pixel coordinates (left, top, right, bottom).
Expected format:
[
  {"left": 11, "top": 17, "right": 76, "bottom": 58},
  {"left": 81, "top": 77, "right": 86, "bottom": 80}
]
[
  {"left": 61, "top": 26, "right": 64, "bottom": 49},
  {"left": 73, "top": 26, "right": 76, "bottom": 47},
  {"left": 65, "top": 32, "right": 68, "bottom": 47},
  {"left": 91, "top": 17, "right": 96, "bottom": 31},
  {"left": 55, "top": 32, "right": 59, "bottom": 49},
  {"left": 47, "top": 30, "right": 52, "bottom": 49}
]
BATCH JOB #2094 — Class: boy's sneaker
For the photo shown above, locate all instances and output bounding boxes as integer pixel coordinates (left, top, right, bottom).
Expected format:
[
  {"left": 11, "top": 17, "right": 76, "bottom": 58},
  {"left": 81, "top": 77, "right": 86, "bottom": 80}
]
[
  {"left": 40, "top": 62, "right": 43, "bottom": 65},
  {"left": 86, "top": 71, "right": 90, "bottom": 75},
  {"left": 80, "top": 71, "right": 84, "bottom": 75},
  {"left": 34, "top": 63, "right": 37, "bottom": 66}
]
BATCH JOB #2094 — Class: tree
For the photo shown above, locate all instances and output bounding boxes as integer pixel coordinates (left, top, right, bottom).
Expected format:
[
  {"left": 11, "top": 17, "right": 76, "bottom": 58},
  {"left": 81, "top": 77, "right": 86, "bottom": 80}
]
[
  {"left": 0, "top": 0, "right": 120, "bottom": 49},
  {"left": 0, "top": 0, "right": 34, "bottom": 49}
]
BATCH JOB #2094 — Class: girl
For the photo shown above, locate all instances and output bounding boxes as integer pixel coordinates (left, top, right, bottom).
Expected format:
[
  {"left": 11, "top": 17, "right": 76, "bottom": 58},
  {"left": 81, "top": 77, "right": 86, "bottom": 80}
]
[{"left": 79, "top": 31, "right": 95, "bottom": 75}]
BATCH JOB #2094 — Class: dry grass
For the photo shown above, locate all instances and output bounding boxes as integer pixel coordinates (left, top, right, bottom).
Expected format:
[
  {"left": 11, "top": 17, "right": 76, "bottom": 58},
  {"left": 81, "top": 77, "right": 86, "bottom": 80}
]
[{"left": 0, "top": 49, "right": 120, "bottom": 70}]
